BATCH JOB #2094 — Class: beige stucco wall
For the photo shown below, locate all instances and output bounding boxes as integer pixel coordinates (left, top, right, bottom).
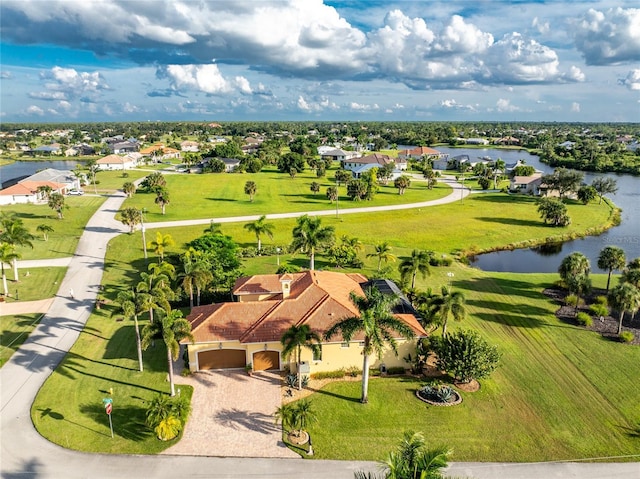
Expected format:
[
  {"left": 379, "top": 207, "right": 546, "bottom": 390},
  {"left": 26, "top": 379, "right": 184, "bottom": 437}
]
[{"left": 187, "top": 338, "right": 419, "bottom": 373}]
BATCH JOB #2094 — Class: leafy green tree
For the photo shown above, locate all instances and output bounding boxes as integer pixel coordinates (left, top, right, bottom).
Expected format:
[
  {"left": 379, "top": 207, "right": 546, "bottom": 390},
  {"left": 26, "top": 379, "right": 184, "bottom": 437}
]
[
  {"left": 355, "top": 430, "right": 451, "bottom": 479},
  {"left": 244, "top": 215, "right": 275, "bottom": 252},
  {"left": 512, "top": 165, "right": 536, "bottom": 176},
  {"left": 427, "top": 286, "right": 467, "bottom": 335},
  {"left": 154, "top": 186, "right": 170, "bottom": 215},
  {"left": 0, "top": 213, "right": 34, "bottom": 281},
  {"left": 399, "top": 249, "right": 432, "bottom": 289},
  {"left": 214, "top": 140, "right": 243, "bottom": 158},
  {"left": 141, "top": 172, "right": 166, "bottom": 191},
  {"left": 597, "top": 246, "right": 626, "bottom": 293},
  {"left": 478, "top": 177, "right": 491, "bottom": 190},
  {"left": 377, "top": 163, "right": 395, "bottom": 186},
  {"left": 334, "top": 169, "right": 352, "bottom": 186},
  {"left": 48, "top": 192, "right": 66, "bottom": 219},
  {"left": 186, "top": 233, "right": 243, "bottom": 291},
  {"left": 537, "top": 197, "right": 570, "bottom": 226},
  {"left": 290, "top": 215, "right": 335, "bottom": 270},
  {"left": 324, "top": 286, "right": 415, "bottom": 403},
  {"left": 119, "top": 207, "right": 142, "bottom": 233},
  {"left": 326, "top": 186, "right": 338, "bottom": 203},
  {"left": 122, "top": 181, "right": 136, "bottom": 198},
  {"left": 280, "top": 324, "right": 322, "bottom": 390},
  {"left": 394, "top": 176, "right": 411, "bottom": 195},
  {"left": 147, "top": 231, "right": 175, "bottom": 262},
  {"left": 277, "top": 152, "right": 305, "bottom": 173},
  {"left": 433, "top": 329, "right": 501, "bottom": 384},
  {"left": 205, "top": 158, "right": 226, "bottom": 173},
  {"left": 36, "top": 224, "right": 53, "bottom": 241},
  {"left": 608, "top": 283, "right": 640, "bottom": 334},
  {"left": 591, "top": 176, "right": 618, "bottom": 204},
  {"left": 310, "top": 181, "right": 321, "bottom": 195},
  {"left": 367, "top": 242, "right": 397, "bottom": 272},
  {"left": 141, "top": 308, "right": 194, "bottom": 397},
  {"left": 0, "top": 243, "right": 19, "bottom": 296},
  {"left": 244, "top": 180, "right": 257, "bottom": 202},
  {"left": 347, "top": 178, "right": 368, "bottom": 201},
  {"left": 577, "top": 185, "right": 597, "bottom": 204},
  {"left": 541, "top": 168, "right": 584, "bottom": 199}
]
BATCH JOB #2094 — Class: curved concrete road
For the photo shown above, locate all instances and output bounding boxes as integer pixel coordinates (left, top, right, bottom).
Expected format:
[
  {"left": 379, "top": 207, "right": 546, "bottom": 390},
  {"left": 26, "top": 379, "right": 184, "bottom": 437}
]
[{"left": 2, "top": 184, "right": 638, "bottom": 479}]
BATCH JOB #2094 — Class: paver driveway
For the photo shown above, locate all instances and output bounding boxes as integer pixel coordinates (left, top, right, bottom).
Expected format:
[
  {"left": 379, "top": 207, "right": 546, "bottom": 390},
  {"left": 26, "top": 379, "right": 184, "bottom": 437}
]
[{"left": 164, "top": 369, "right": 299, "bottom": 458}]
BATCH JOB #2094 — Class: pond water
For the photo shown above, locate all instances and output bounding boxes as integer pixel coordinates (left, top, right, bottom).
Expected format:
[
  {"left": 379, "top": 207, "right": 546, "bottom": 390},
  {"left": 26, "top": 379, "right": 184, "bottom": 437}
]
[
  {"left": 430, "top": 147, "right": 640, "bottom": 273},
  {"left": 0, "top": 160, "right": 82, "bottom": 188}
]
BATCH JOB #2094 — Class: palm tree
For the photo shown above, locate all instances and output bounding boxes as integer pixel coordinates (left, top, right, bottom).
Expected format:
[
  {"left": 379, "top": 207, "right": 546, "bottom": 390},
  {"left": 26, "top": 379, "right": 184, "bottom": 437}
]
[
  {"left": 244, "top": 181, "right": 257, "bottom": 202},
  {"left": 289, "top": 398, "right": 317, "bottom": 438},
  {"left": 398, "top": 249, "right": 432, "bottom": 289},
  {"left": 280, "top": 324, "right": 322, "bottom": 390},
  {"left": 154, "top": 187, "right": 170, "bottom": 215},
  {"left": 492, "top": 158, "right": 506, "bottom": 189},
  {"left": 115, "top": 289, "right": 146, "bottom": 372},
  {"left": 324, "top": 286, "right": 415, "bottom": 403},
  {"left": 290, "top": 215, "right": 335, "bottom": 270},
  {"left": 0, "top": 214, "right": 34, "bottom": 281},
  {"left": 122, "top": 181, "right": 136, "bottom": 198},
  {"left": 355, "top": 430, "right": 451, "bottom": 479},
  {"left": 340, "top": 235, "right": 363, "bottom": 253},
  {"left": 147, "top": 231, "right": 175, "bottom": 261},
  {"left": 36, "top": 224, "right": 54, "bottom": 241},
  {"left": 597, "top": 246, "right": 626, "bottom": 293},
  {"left": 180, "top": 252, "right": 212, "bottom": 309},
  {"left": 36, "top": 185, "right": 53, "bottom": 201},
  {"left": 244, "top": 215, "right": 275, "bottom": 252},
  {"left": 86, "top": 158, "right": 99, "bottom": 194},
  {"left": 0, "top": 243, "right": 19, "bottom": 296},
  {"left": 48, "top": 192, "right": 66, "bottom": 219},
  {"left": 559, "top": 252, "right": 591, "bottom": 312},
  {"left": 609, "top": 283, "right": 640, "bottom": 334},
  {"left": 203, "top": 221, "right": 223, "bottom": 235},
  {"left": 119, "top": 207, "right": 142, "bottom": 233},
  {"left": 428, "top": 286, "right": 467, "bottom": 335},
  {"left": 141, "top": 308, "right": 194, "bottom": 396},
  {"left": 137, "top": 266, "right": 174, "bottom": 324},
  {"left": 367, "top": 242, "right": 397, "bottom": 272}
]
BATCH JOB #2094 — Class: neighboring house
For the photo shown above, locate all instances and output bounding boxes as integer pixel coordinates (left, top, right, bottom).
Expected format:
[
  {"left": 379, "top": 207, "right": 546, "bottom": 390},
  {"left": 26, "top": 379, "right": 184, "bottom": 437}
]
[
  {"left": 183, "top": 271, "right": 426, "bottom": 373},
  {"left": 241, "top": 144, "right": 259, "bottom": 154},
  {"left": 509, "top": 172, "right": 543, "bottom": 195},
  {"left": 33, "top": 144, "right": 62, "bottom": 155},
  {"left": 139, "top": 145, "right": 181, "bottom": 160},
  {"left": 209, "top": 136, "right": 228, "bottom": 144},
  {"left": 109, "top": 141, "right": 139, "bottom": 154},
  {"left": 220, "top": 158, "right": 241, "bottom": 172},
  {"left": 96, "top": 153, "right": 140, "bottom": 171},
  {"left": 398, "top": 146, "right": 447, "bottom": 162},
  {"left": 65, "top": 144, "right": 95, "bottom": 157},
  {"left": 557, "top": 141, "right": 575, "bottom": 150},
  {"left": 494, "top": 136, "right": 520, "bottom": 146},
  {"left": 0, "top": 168, "right": 79, "bottom": 205},
  {"left": 180, "top": 140, "right": 200, "bottom": 152},
  {"left": 342, "top": 153, "right": 406, "bottom": 174}
]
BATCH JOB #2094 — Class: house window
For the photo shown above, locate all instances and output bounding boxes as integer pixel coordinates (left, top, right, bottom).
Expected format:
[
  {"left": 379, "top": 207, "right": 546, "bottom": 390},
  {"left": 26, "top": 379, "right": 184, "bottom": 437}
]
[
  {"left": 359, "top": 342, "right": 365, "bottom": 348},
  {"left": 313, "top": 348, "right": 322, "bottom": 361},
  {"left": 340, "top": 342, "right": 350, "bottom": 348}
]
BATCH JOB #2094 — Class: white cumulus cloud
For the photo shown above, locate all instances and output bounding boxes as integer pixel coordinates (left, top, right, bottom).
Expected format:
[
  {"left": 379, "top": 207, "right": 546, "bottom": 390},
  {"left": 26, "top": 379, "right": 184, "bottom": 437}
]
[
  {"left": 26, "top": 105, "right": 44, "bottom": 115},
  {"left": 620, "top": 69, "right": 640, "bottom": 90},
  {"left": 160, "top": 64, "right": 252, "bottom": 95}
]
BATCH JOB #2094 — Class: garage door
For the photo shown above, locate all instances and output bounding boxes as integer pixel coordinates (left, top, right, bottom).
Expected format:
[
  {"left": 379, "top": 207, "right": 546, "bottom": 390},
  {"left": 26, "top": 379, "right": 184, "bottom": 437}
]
[
  {"left": 253, "top": 351, "right": 280, "bottom": 371},
  {"left": 198, "top": 349, "right": 246, "bottom": 370}
]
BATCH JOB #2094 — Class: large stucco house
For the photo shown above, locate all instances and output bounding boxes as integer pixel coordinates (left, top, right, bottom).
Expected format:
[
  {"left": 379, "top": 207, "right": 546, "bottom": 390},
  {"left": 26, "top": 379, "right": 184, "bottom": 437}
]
[
  {"left": 183, "top": 271, "right": 426, "bottom": 374},
  {"left": 0, "top": 168, "right": 80, "bottom": 205}
]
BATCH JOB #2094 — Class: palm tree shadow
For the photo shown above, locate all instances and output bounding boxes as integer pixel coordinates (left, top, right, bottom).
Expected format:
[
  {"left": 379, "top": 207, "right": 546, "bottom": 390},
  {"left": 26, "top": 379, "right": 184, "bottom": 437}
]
[
  {"left": 214, "top": 408, "right": 279, "bottom": 434},
  {"left": 1, "top": 458, "right": 44, "bottom": 479},
  {"left": 312, "top": 387, "right": 361, "bottom": 403}
]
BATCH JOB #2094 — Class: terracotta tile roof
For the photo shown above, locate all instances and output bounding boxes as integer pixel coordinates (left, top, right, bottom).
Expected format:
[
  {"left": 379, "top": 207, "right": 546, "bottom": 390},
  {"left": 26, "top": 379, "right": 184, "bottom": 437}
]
[
  {"left": 1, "top": 180, "right": 64, "bottom": 196},
  {"left": 401, "top": 146, "right": 442, "bottom": 156},
  {"left": 97, "top": 154, "right": 128, "bottom": 164},
  {"left": 349, "top": 153, "right": 393, "bottom": 166},
  {"left": 187, "top": 271, "right": 426, "bottom": 345}
]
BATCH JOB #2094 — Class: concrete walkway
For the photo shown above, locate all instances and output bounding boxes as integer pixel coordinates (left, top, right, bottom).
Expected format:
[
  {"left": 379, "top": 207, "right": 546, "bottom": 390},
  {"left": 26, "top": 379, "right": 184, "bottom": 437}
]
[{"left": 1, "top": 184, "right": 638, "bottom": 478}]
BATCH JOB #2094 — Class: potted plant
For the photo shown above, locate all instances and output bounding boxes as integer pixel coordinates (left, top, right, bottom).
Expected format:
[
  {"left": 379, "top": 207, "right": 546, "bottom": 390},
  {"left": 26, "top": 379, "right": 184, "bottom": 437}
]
[{"left": 245, "top": 363, "right": 253, "bottom": 376}]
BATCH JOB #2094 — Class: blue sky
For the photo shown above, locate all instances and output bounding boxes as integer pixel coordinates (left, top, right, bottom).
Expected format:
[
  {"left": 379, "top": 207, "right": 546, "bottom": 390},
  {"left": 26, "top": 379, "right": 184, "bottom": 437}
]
[{"left": 0, "top": 0, "right": 638, "bottom": 122}]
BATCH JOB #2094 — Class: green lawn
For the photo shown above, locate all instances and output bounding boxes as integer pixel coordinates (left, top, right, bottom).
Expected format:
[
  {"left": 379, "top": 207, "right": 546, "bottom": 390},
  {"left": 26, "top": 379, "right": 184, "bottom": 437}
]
[
  {"left": 303, "top": 270, "right": 640, "bottom": 462},
  {"left": 1, "top": 266, "right": 67, "bottom": 301},
  {"left": 0, "top": 313, "right": 43, "bottom": 367},
  {"left": 0, "top": 196, "right": 105, "bottom": 260},
  {"left": 30, "top": 302, "right": 193, "bottom": 454},
  {"left": 120, "top": 166, "right": 451, "bottom": 221}
]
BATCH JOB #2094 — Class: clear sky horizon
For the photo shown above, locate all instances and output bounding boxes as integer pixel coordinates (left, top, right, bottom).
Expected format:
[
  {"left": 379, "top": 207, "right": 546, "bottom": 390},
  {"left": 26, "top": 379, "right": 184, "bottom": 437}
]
[{"left": 1, "top": 1, "right": 638, "bottom": 123}]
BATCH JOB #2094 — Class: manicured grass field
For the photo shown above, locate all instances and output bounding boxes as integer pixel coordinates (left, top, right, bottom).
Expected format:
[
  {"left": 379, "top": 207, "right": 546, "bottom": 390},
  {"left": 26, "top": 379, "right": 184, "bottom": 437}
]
[
  {"left": 303, "top": 270, "right": 640, "bottom": 462},
  {"left": 0, "top": 313, "right": 43, "bottom": 367},
  {"left": 1, "top": 266, "right": 66, "bottom": 302},
  {"left": 30, "top": 303, "right": 193, "bottom": 454},
  {"left": 120, "top": 166, "right": 451, "bottom": 221},
  {"left": 0, "top": 196, "right": 105, "bottom": 260}
]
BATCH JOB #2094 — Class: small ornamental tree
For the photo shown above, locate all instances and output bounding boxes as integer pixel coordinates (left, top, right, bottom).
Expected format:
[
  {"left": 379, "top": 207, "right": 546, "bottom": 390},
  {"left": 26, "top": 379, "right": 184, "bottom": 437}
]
[
  {"left": 310, "top": 181, "right": 321, "bottom": 195},
  {"left": 433, "top": 329, "right": 501, "bottom": 384},
  {"left": 394, "top": 175, "right": 411, "bottom": 195},
  {"left": 244, "top": 181, "right": 257, "bottom": 202},
  {"left": 537, "top": 197, "right": 570, "bottom": 226}
]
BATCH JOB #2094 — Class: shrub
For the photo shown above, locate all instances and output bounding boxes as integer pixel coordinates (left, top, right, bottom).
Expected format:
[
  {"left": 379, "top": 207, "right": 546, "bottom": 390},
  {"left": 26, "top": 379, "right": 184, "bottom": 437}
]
[
  {"left": 433, "top": 330, "right": 501, "bottom": 383},
  {"left": 565, "top": 294, "right": 582, "bottom": 308},
  {"left": 285, "top": 373, "right": 309, "bottom": 388},
  {"left": 387, "top": 366, "right": 406, "bottom": 375},
  {"left": 576, "top": 312, "right": 593, "bottom": 327},
  {"left": 594, "top": 295, "right": 608, "bottom": 306},
  {"left": 346, "top": 366, "right": 360, "bottom": 377},
  {"left": 145, "top": 394, "right": 191, "bottom": 441},
  {"left": 417, "top": 384, "right": 457, "bottom": 404},
  {"left": 619, "top": 331, "right": 634, "bottom": 343},
  {"left": 276, "top": 264, "right": 301, "bottom": 274},
  {"left": 310, "top": 369, "right": 346, "bottom": 380},
  {"left": 589, "top": 304, "right": 608, "bottom": 318}
]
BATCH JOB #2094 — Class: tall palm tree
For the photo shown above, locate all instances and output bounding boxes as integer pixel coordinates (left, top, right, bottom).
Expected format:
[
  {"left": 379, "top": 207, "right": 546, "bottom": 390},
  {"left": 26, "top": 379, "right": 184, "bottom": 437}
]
[
  {"left": 355, "top": 430, "right": 451, "bottom": 479},
  {"left": 147, "top": 231, "right": 175, "bottom": 262},
  {"left": 122, "top": 181, "right": 136, "bottom": 198},
  {"left": 115, "top": 289, "right": 146, "bottom": 372},
  {"left": 609, "top": 283, "right": 640, "bottom": 334},
  {"left": 36, "top": 224, "right": 54, "bottom": 241},
  {"left": 154, "top": 187, "right": 170, "bottom": 215},
  {"left": 290, "top": 215, "right": 335, "bottom": 270},
  {"left": 137, "top": 269, "right": 174, "bottom": 324},
  {"left": 492, "top": 158, "right": 506, "bottom": 189},
  {"left": 244, "top": 215, "right": 275, "bottom": 252},
  {"left": 597, "top": 246, "right": 626, "bottom": 293},
  {"left": 398, "top": 249, "right": 432, "bottom": 289},
  {"left": 86, "top": 158, "right": 99, "bottom": 194},
  {"left": 141, "top": 308, "right": 194, "bottom": 396},
  {"left": 0, "top": 214, "right": 34, "bottom": 281},
  {"left": 119, "top": 207, "right": 142, "bottom": 233},
  {"left": 324, "top": 286, "right": 415, "bottom": 403},
  {"left": 48, "top": 192, "right": 66, "bottom": 219},
  {"left": 428, "top": 286, "right": 467, "bottom": 335},
  {"left": 367, "top": 242, "right": 397, "bottom": 272},
  {"left": 244, "top": 181, "right": 257, "bottom": 202},
  {"left": 0, "top": 243, "right": 19, "bottom": 296},
  {"left": 180, "top": 253, "right": 211, "bottom": 308},
  {"left": 280, "top": 324, "right": 322, "bottom": 390},
  {"left": 559, "top": 252, "right": 591, "bottom": 312}
]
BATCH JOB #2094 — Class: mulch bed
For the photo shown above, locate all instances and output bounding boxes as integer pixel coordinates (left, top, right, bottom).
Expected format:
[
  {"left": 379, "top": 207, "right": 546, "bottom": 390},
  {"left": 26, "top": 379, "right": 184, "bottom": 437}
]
[{"left": 543, "top": 287, "right": 640, "bottom": 345}]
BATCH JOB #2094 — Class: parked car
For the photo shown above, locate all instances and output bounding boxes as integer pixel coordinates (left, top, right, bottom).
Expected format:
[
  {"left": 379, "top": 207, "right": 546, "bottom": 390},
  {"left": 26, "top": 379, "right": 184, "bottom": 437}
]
[{"left": 68, "top": 189, "right": 84, "bottom": 195}]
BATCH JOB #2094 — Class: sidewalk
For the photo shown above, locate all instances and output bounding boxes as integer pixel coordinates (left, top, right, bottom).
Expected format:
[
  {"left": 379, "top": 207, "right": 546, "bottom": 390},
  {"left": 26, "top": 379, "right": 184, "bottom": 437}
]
[{"left": 0, "top": 298, "right": 55, "bottom": 316}]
